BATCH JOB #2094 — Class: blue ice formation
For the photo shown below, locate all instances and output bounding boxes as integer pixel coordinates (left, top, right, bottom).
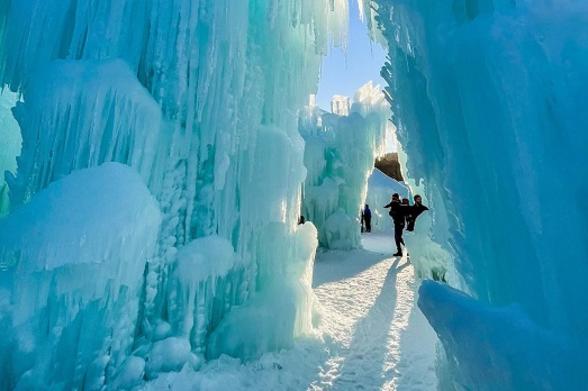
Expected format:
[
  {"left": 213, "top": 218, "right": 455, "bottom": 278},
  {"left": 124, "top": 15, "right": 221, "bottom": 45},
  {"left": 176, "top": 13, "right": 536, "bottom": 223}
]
[
  {"left": 300, "top": 82, "right": 389, "bottom": 249},
  {"left": 370, "top": 0, "right": 588, "bottom": 388},
  {"left": 0, "top": 90, "right": 20, "bottom": 216},
  {"left": 0, "top": 0, "right": 348, "bottom": 388},
  {"left": 0, "top": 163, "right": 161, "bottom": 389}
]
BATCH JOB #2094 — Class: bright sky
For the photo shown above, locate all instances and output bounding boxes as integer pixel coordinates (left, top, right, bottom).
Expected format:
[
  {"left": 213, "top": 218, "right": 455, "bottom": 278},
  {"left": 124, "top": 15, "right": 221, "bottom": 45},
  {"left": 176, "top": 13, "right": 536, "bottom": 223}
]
[{"left": 316, "top": 4, "right": 387, "bottom": 111}]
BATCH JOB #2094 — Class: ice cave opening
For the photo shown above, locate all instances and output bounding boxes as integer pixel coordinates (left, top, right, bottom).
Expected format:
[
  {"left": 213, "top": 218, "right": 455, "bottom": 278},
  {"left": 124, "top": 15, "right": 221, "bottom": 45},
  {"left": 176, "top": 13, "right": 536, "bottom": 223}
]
[{"left": 1, "top": 0, "right": 587, "bottom": 390}]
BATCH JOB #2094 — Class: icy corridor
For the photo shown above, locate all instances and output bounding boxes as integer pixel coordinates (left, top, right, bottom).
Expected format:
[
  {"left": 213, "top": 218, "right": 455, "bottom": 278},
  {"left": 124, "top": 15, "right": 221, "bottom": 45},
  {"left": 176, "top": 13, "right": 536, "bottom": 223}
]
[{"left": 147, "top": 234, "right": 438, "bottom": 390}]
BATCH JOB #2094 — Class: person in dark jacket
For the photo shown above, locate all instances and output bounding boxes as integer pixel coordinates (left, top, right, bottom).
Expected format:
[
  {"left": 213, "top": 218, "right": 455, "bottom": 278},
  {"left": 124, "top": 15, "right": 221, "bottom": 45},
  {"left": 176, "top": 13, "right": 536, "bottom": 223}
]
[
  {"left": 406, "top": 195, "right": 429, "bottom": 232},
  {"left": 361, "top": 204, "right": 372, "bottom": 233},
  {"left": 384, "top": 193, "right": 408, "bottom": 256}
]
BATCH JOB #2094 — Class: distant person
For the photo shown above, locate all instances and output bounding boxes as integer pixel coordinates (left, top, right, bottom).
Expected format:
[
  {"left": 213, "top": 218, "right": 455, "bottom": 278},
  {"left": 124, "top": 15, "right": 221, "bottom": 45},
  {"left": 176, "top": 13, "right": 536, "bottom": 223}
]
[
  {"left": 406, "top": 195, "right": 429, "bottom": 232},
  {"left": 384, "top": 193, "right": 408, "bottom": 256},
  {"left": 298, "top": 215, "right": 306, "bottom": 225},
  {"left": 362, "top": 204, "right": 372, "bottom": 233}
]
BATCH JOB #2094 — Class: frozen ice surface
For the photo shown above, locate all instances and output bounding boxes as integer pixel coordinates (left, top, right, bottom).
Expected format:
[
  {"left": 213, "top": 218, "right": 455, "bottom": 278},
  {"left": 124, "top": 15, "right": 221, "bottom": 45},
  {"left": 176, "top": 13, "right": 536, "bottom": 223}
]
[
  {"left": 0, "top": 163, "right": 161, "bottom": 389},
  {"left": 0, "top": 0, "right": 351, "bottom": 386},
  {"left": 301, "top": 82, "right": 390, "bottom": 249},
  {"left": 370, "top": 0, "right": 588, "bottom": 388},
  {"left": 0, "top": 90, "right": 21, "bottom": 216},
  {"left": 8, "top": 59, "right": 161, "bottom": 206},
  {"left": 207, "top": 222, "right": 319, "bottom": 361},
  {"left": 419, "top": 281, "right": 581, "bottom": 390}
]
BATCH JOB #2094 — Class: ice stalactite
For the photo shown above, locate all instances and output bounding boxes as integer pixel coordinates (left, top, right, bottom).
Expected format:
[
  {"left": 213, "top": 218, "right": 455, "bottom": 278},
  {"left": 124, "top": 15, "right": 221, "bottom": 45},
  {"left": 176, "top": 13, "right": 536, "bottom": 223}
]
[
  {"left": 0, "top": 0, "right": 349, "bottom": 388},
  {"left": 7, "top": 59, "right": 161, "bottom": 206},
  {"left": 370, "top": 0, "right": 588, "bottom": 388},
  {"left": 300, "top": 82, "right": 389, "bottom": 249}
]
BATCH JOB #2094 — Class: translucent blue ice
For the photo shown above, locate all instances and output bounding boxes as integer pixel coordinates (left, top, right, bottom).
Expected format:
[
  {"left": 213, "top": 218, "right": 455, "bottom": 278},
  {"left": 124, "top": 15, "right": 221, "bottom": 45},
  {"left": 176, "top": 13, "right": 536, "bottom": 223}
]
[
  {"left": 300, "top": 83, "right": 389, "bottom": 249},
  {"left": 371, "top": 0, "right": 588, "bottom": 388},
  {"left": 0, "top": 0, "right": 348, "bottom": 387}
]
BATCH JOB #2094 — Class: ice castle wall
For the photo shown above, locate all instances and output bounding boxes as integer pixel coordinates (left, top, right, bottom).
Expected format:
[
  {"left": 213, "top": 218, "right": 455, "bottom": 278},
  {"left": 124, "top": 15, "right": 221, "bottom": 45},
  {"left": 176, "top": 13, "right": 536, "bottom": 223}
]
[
  {"left": 371, "top": 0, "right": 588, "bottom": 388},
  {"left": 300, "top": 83, "right": 389, "bottom": 249},
  {"left": 0, "top": 0, "right": 349, "bottom": 387}
]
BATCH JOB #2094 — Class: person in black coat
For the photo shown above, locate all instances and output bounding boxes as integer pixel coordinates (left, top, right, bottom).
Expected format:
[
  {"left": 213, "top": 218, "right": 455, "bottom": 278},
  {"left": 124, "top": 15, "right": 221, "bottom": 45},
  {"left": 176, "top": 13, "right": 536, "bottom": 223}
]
[
  {"left": 406, "top": 195, "right": 429, "bottom": 232},
  {"left": 361, "top": 204, "right": 372, "bottom": 233},
  {"left": 384, "top": 193, "right": 409, "bottom": 256}
]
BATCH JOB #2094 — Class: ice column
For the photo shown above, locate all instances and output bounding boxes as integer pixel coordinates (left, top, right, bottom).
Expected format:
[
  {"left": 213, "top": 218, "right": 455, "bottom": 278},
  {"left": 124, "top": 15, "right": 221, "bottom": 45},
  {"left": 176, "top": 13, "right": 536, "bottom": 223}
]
[{"left": 300, "top": 82, "right": 389, "bottom": 249}]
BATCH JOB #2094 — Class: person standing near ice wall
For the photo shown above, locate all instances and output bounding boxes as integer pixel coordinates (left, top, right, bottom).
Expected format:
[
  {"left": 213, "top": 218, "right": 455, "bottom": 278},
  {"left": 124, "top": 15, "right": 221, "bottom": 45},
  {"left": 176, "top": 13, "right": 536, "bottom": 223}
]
[
  {"left": 384, "top": 193, "right": 407, "bottom": 256},
  {"left": 362, "top": 204, "right": 372, "bottom": 233},
  {"left": 407, "top": 195, "right": 429, "bottom": 232}
]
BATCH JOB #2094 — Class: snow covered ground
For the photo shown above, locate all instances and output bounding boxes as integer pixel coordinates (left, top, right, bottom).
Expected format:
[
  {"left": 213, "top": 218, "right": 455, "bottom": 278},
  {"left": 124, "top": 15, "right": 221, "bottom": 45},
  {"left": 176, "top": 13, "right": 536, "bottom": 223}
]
[{"left": 147, "top": 233, "right": 438, "bottom": 390}]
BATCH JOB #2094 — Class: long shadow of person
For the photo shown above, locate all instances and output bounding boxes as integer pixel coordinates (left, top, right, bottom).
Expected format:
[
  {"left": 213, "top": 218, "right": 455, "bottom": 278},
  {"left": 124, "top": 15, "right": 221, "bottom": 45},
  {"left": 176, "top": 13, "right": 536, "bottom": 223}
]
[{"left": 332, "top": 257, "right": 410, "bottom": 390}]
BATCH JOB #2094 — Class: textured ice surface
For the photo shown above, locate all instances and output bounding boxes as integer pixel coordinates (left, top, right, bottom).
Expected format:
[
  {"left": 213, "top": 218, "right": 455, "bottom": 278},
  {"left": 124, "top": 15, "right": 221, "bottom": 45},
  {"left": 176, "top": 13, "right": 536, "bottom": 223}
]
[
  {"left": 0, "top": 163, "right": 161, "bottom": 389},
  {"left": 8, "top": 59, "right": 161, "bottom": 206},
  {"left": 419, "top": 281, "right": 580, "bottom": 390},
  {"left": 370, "top": 0, "right": 588, "bottom": 388},
  {"left": 301, "top": 82, "right": 389, "bottom": 249},
  {"left": 0, "top": 90, "right": 20, "bottom": 216},
  {"left": 0, "top": 0, "right": 348, "bottom": 386},
  {"left": 207, "top": 222, "right": 318, "bottom": 361}
]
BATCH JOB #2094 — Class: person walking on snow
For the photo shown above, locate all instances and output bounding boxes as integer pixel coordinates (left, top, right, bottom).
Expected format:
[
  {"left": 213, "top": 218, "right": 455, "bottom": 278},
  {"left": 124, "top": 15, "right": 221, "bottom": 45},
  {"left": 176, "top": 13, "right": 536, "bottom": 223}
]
[
  {"left": 362, "top": 204, "right": 372, "bottom": 233},
  {"left": 406, "top": 195, "right": 429, "bottom": 232},
  {"left": 384, "top": 193, "right": 408, "bottom": 256}
]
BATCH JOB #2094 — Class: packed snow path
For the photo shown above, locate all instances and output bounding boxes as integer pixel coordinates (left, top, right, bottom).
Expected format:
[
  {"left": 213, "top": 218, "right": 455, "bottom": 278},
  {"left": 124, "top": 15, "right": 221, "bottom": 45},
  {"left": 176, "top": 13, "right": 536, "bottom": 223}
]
[
  {"left": 147, "top": 233, "right": 438, "bottom": 390},
  {"left": 309, "top": 234, "right": 438, "bottom": 390}
]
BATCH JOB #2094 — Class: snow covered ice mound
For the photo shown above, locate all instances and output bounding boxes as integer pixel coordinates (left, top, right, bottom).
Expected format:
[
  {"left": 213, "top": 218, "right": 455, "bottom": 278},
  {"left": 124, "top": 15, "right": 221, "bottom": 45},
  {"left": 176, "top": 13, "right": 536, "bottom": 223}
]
[{"left": 0, "top": 163, "right": 161, "bottom": 389}]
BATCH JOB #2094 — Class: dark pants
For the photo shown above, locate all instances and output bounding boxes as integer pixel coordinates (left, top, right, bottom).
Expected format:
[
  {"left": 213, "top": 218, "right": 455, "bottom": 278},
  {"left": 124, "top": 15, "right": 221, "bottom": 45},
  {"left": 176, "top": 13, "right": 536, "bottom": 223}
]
[
  {"left": 394, "top": 223, "right": 405, "bottom": 254},
  {"left": 365, "top": 218, "right": 371, "bottom": 233}
]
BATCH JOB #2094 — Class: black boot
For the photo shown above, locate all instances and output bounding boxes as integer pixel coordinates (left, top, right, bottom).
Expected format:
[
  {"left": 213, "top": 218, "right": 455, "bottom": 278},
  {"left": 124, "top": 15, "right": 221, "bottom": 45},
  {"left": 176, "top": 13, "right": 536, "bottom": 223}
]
[{"left": 393, "top": 251, "right": 403, "bottom": 257}]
